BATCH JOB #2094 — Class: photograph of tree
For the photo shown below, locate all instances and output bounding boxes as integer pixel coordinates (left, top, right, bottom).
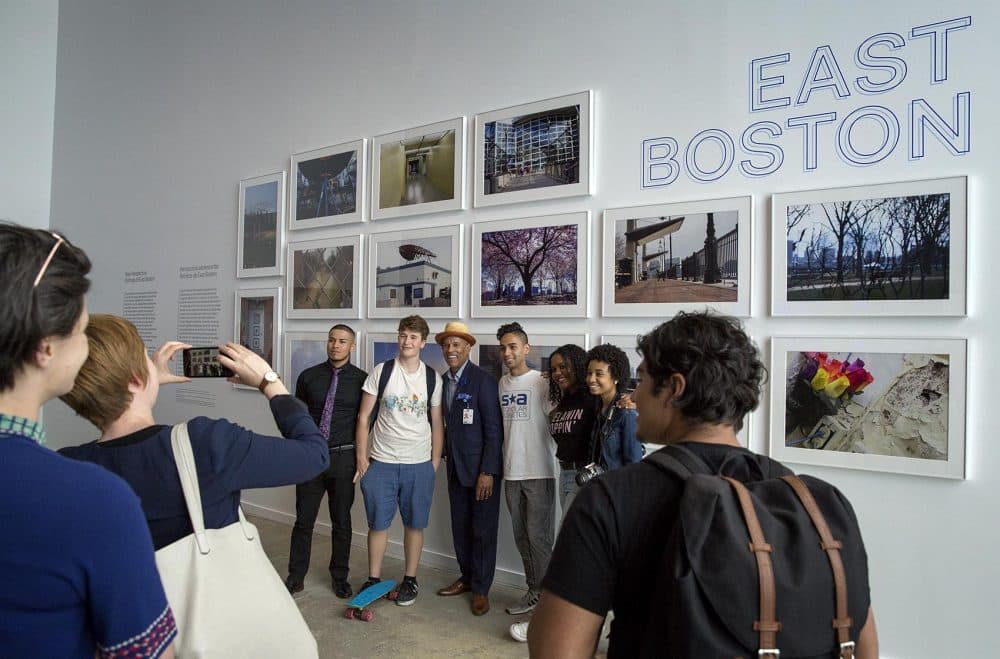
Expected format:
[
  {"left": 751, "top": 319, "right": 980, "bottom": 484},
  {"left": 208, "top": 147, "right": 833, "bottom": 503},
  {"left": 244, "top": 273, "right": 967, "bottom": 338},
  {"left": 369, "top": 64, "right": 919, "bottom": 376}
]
[
  {"left": 480, "top": 224, "right": 577, "bottom": 306},
  {"left": 613, "top": 210, "right": 738, "bottom": 304},
  {"left": 771, "top": 337, "right": 966, "bottom": 479},
  {"left": 785, "top": 192, "right": 951, "bottom": 301}
]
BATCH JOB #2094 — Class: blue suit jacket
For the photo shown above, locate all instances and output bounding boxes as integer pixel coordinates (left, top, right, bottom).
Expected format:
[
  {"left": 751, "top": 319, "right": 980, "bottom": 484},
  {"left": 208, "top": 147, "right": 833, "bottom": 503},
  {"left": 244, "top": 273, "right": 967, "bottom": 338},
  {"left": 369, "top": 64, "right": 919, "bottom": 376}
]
[{"left": 443, "top": 361, "right": 503, "bottom": 488}]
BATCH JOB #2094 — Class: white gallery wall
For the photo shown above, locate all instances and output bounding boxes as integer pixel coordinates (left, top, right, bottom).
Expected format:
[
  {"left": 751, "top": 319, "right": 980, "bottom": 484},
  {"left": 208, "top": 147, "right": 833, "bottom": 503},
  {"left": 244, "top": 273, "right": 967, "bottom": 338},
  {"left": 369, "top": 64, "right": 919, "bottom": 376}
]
[
  {"left": 1, "top": 0, "right": 59, "bottom": 229},
  {"left": 39, "top": 1, "right": 999, "bottom": 656}
]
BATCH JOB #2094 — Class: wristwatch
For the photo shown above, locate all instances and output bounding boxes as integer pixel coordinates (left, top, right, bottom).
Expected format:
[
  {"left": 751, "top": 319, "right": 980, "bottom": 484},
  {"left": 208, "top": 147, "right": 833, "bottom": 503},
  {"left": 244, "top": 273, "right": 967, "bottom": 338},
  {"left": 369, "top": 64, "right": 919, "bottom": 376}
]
[{"left": 258, "top": 370, "right": 280, "bottom": 393}]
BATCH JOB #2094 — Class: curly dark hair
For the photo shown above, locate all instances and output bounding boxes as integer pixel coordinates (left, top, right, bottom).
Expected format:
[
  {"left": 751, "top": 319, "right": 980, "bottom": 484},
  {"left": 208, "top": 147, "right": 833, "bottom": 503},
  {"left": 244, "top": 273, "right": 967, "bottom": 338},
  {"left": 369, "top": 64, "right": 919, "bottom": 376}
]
[
  {"left": 0, "top": 223, "right": 91, "bottom": 392},
  {"left": 586, "top": 344, "right": 632, "bottom": 396},
  {"left": 496, "top": 321, "right": 528, "bottom": 344},
  {"left": 636, "top": 311, "right": 764, "bottom": 431},
  {"left": 548, "top": 343, "right": 588, "bottom": 404}
]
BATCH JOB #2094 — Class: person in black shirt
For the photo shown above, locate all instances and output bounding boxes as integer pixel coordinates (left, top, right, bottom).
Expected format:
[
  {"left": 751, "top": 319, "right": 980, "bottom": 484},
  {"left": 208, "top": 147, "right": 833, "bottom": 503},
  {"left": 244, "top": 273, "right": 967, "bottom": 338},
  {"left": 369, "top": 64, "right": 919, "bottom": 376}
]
[
  {"left": 528, "top": 312, "right": 879, "bottom": 658},
  {"left": 286, "top": 324, "right": 367, "bottom": 599},
  {"left": 546, "top": 344, "right": 595, "bottom": 515}
]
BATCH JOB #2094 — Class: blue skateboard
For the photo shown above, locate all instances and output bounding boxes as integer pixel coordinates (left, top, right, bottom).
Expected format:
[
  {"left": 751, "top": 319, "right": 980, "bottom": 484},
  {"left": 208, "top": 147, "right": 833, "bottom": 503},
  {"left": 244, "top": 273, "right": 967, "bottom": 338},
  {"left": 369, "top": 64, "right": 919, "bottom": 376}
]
[{"left": 344, "top": 580, "right": 397, "bottom": 622}]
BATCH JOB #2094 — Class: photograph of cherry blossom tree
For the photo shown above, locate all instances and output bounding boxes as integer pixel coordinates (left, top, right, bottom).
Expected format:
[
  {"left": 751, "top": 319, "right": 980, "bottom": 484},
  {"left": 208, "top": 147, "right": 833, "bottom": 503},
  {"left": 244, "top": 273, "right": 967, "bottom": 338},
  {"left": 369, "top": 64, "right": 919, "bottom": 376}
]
[{"left": 480, "top": 224, "right": 578, "bottom": 306}]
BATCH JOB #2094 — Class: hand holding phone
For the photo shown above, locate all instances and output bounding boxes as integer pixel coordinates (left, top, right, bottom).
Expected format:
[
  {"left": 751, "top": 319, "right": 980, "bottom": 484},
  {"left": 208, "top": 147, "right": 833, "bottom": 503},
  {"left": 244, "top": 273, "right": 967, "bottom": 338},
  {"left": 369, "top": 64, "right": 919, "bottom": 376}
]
[
  {"left": 156, "top": 341, "right": 192, "bottom": 384},
  {"left": 182, "top": 347, "right": 235, "bottom": 378},
  {"left": 217, "top": 343, "right": 288, "bottom": 396}
]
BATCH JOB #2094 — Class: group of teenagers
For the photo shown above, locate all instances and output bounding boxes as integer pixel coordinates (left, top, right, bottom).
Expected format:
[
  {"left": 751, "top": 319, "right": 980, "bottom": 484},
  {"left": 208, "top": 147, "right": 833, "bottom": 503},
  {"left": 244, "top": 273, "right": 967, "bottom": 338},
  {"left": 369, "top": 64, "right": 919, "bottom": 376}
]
[{"left": 0, "top": 221, "right": 879, "bottom": 658}]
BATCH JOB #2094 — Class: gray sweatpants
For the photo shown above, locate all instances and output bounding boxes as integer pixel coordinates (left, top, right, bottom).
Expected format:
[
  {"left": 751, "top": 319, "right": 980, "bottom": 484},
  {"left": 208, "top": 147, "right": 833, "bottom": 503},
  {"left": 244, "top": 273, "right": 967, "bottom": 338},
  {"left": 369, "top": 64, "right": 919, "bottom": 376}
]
[{"left": 505, "top": 478, "right": 555, "bottom": 592}]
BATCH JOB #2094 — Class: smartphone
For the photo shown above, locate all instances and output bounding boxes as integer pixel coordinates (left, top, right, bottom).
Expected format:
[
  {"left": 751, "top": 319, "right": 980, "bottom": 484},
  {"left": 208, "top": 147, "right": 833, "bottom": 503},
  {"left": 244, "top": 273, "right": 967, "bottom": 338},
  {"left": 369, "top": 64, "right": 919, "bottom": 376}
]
[{"left": 182, "top": 346, "right": 234, "bottom": 378}]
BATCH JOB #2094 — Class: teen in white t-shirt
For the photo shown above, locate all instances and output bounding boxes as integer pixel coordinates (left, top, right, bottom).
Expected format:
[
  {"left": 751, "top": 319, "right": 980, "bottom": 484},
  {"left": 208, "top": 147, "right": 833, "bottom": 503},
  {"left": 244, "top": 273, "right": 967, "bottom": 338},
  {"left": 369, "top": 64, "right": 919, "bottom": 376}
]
[
  {"left": 364, "top": 358, "right": 442, "bottom": 464},
  {"left": 495, "top": 322, "right": 556, "bottom": 615}
]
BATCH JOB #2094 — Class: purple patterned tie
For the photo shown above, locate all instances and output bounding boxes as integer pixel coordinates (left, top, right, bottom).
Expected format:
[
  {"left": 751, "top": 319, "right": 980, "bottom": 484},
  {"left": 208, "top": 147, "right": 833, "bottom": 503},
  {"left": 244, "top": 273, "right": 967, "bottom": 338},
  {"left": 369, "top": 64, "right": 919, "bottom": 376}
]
[{"left": 318, "top": 367, "right": 340, "bottom": 439}]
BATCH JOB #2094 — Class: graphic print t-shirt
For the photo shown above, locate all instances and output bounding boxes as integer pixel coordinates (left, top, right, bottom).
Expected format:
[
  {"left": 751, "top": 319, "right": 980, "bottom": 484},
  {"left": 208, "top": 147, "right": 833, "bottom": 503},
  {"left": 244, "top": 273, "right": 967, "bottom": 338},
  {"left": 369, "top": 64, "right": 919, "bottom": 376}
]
[
  {"left": 499, "top": 369, "right": 556, "bottom": 480},
  {"left": 363, "top": 358, "right": 443, "bottom": 464}
]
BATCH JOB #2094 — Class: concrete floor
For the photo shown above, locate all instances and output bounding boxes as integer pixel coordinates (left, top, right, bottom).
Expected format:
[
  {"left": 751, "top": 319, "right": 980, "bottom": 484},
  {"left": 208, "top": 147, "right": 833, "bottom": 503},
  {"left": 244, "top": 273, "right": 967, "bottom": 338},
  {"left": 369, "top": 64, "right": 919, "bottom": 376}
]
[{"left": 251, "top": 515, "right": 534, "bottom": 658}]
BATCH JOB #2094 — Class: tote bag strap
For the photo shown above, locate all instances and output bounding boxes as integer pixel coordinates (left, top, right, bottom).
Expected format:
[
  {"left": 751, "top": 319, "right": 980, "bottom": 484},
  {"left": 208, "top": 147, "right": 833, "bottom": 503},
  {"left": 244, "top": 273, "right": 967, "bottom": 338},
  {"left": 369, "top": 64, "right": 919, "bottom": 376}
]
[
  {"left": 169, "top": 424, "right": 256, "bottom": 552},
  {"left": 170, "top": 423, "right": 211, "bottom": 554}
]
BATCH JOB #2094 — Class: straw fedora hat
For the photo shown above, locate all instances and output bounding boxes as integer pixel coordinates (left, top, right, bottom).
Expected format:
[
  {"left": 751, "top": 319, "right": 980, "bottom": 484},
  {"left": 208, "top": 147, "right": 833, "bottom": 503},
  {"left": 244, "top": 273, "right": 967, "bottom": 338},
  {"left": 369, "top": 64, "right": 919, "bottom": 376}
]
[{"left": 435, "top": 321, "right": 476, "bottom": 346}]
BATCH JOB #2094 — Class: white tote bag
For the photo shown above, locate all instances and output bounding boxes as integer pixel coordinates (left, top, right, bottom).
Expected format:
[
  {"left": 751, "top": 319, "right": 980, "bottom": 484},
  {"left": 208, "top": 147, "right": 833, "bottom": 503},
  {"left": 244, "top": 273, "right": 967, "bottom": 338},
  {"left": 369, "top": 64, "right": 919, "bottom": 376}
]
[{"left": 154, "top": 423, "right": 318, "bottom": 658}]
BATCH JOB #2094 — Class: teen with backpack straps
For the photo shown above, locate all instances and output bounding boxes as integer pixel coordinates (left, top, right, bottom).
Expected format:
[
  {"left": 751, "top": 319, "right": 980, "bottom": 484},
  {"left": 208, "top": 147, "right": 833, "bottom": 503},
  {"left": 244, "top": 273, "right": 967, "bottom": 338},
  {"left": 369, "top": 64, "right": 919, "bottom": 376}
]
[{"left": 527, "top": 312, "right": 878, "bottom": 659}]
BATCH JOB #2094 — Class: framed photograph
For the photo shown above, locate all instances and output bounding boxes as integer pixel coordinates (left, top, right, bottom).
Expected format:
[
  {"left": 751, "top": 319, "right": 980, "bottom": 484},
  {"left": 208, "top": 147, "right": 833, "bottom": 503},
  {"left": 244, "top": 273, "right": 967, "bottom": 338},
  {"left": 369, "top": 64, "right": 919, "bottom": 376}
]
[
  {"left": 284, "top": 331, "right": 335, "bottom": 392},
  {"left": 475, "top": 332, "right": 588, "bottom": 383},
  {"left": 234, "top": 287, "right": 281, "bottom": 390},
  {"left": 603, "top": 196, "right": 752, "bottom": 317},
  {"left": 365, "top": 332, "right": 451, "bottom": 374},
  {"left": 770, "top": 337, "right": 966, "bottom": 479},
  {"left": 289, "top": 139, "right": 366, "bottom": 230},
  {"left": 367, "top": 224, "right": 462, "bottom": 319},
  {"left": 371, "top": 117, "right": 465, "bottom": 220},
  {"left": 286, "top": 235, "right": 362, "bottom": 319},
  {"left": 771, "top": 176, "right": 966, "bottom": 316},
  {"left": 237, "top": 172, "right": 285, "bottom": 278},
  {"left": 601, "top": 334, "right": 750, "bottom": 449},
  {"left": 474, "top": 90, "right": 593, "bottom": 207},
  {"left": 471, "top": 211, "right": 590, "bottom": 318}
]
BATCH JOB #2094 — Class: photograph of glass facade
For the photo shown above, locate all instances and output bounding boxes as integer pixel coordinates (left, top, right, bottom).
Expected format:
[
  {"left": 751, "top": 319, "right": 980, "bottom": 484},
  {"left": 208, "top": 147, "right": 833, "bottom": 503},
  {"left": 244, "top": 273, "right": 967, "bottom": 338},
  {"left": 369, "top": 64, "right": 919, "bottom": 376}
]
[{"left": 483, "top": 104, "right": 580, "bottom": 195}]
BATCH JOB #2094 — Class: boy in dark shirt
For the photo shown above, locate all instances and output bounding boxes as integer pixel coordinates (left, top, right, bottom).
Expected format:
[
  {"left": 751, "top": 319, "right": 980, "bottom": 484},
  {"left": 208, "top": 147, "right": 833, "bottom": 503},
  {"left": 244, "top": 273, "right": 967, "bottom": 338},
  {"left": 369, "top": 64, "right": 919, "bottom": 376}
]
[{"left": 528, "top": 312, "right": 879, "bottom": 658}]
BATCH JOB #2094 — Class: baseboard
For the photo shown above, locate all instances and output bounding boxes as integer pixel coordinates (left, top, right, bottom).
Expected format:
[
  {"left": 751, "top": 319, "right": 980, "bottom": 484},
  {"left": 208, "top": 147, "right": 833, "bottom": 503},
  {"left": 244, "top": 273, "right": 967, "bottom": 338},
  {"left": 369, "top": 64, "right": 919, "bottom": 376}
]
[{"left": 241, "top": 501, "right": 527, "bottom": 589}]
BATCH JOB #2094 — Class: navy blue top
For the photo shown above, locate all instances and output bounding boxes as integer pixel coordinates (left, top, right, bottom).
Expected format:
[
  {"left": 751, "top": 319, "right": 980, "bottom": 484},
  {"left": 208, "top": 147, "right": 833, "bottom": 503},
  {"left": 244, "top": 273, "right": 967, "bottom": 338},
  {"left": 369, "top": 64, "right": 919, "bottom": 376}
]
[
  {"left": 60, "top": 395, "right": 328, "bottom": 550},
  {"left": 1, "top": 416, "right": 177, "bottom": 658}
]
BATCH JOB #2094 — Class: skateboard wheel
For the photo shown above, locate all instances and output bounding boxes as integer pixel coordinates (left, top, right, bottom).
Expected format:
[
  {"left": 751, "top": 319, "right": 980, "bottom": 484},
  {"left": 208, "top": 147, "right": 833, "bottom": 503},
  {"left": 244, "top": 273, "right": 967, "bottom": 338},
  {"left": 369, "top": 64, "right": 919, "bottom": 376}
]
[
  {"left": 387, "top": 591, "right": 399, "bottom": 601},
  {"left": 344, "top": 609, "right": 355, "bottom": 620},
  {"left": 361, "top": 610, "right": 375, "bottom": 622}
]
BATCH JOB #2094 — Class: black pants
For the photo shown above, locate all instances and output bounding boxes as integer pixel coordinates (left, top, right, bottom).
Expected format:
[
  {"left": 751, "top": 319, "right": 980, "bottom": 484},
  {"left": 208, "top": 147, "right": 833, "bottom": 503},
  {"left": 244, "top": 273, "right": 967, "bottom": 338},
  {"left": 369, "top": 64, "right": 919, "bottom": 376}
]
[{"left": 287, "top": 449, "right": 356, "bottom": 583}]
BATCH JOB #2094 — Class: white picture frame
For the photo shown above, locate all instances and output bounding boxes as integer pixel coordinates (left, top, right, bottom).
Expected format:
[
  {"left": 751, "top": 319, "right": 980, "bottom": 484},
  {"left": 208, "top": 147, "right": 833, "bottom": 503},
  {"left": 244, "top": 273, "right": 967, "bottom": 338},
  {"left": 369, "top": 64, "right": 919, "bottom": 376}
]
[
  {"left": 289, "top": 139, "right": 366, "bottom": 230},
  {"left": 771, "top": 176, "right": 967, "bottom": 316},
  {"left": 367, "top": 224, "right": 462, "bottom": 319},
  {"left": 237, "top": 171, "right": 285, "bottom": 278},
  {"left": 370, "top": 117, "right": 466, "bottom": 221},
  {"left": 474, "top": 90, "right": 593, "bottom": 207},
  {"left": 769, "top": 336, "right": 967, "bottom": 479},
  {"left": 234, "top": 287, "right": 281, "bottom": 390},
  {"left": 286, "top": 234, "right": 362, "bottom": 319},
  {"left": 471, "top": 211, "right": 590, "bottom": 318},
  {"left": 602, "top": 196, "right": 752, "bottom": 317}
]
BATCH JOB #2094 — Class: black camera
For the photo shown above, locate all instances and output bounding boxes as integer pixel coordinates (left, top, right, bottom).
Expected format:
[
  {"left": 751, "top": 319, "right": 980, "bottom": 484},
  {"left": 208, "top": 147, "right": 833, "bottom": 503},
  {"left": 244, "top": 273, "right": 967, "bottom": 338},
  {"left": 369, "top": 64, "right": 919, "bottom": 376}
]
[{"left": 575, "top": 462, "right": 604, "bottom": 487}]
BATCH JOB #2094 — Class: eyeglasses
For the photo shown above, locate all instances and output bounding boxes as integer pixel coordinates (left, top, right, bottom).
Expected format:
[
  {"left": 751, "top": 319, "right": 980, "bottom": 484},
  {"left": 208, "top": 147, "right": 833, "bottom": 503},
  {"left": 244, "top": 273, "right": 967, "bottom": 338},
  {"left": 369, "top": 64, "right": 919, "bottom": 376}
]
[{"left": 33, "top": 232, "right": 65, "bottom": 288}]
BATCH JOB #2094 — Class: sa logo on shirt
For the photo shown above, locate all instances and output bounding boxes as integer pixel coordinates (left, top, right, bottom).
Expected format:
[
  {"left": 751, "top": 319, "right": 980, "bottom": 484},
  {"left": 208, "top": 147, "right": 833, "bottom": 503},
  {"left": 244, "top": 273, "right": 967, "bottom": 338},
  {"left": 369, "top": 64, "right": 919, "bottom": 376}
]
[{"left": 501, "top": 391, "right": 530, "bottom": 420}]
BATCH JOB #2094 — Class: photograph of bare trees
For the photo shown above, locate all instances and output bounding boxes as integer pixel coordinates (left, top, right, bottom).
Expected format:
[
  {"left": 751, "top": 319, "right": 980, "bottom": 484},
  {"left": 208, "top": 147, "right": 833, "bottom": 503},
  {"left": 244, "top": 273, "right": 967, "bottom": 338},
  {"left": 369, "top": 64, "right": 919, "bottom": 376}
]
[
  {"left": 772, "top": 178, "right": 966, "bottom": 316},
  {"left": 472, "top": 212, "right": 589, "bottom": 317}
]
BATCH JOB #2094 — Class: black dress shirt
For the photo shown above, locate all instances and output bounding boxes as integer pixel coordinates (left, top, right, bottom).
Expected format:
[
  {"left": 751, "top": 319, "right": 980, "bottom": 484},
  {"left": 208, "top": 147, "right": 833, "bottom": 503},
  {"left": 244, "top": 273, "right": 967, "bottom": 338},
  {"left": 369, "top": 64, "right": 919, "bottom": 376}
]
[{"left": 295, "top": 360, "right": 367, "bottom": 448}]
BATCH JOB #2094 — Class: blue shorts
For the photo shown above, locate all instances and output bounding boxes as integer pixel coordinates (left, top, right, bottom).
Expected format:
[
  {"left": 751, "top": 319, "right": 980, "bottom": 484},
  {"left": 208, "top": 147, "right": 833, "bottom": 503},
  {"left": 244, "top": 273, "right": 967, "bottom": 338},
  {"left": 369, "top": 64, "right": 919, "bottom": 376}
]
[{"left": 360, "top": 460, "right": 435, "bottom": 531}]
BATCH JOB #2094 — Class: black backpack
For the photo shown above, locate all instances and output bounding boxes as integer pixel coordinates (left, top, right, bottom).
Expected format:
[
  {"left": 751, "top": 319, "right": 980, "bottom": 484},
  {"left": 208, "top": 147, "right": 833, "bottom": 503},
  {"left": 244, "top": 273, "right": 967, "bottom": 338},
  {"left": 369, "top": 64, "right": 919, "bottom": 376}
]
[
  {"left": 641, "top": 444, "right": 869, "bottom": 659},
  {"left": 370, "top": 358, "right": 436, "bottom": 429}
]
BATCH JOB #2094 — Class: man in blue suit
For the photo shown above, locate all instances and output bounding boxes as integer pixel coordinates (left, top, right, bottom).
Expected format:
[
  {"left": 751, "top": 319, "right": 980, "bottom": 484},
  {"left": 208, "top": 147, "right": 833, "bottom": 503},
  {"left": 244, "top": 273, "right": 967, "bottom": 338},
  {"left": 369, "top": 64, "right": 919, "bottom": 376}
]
[{"left": 434, "top": 321, "right": 503, "bottom": 616}]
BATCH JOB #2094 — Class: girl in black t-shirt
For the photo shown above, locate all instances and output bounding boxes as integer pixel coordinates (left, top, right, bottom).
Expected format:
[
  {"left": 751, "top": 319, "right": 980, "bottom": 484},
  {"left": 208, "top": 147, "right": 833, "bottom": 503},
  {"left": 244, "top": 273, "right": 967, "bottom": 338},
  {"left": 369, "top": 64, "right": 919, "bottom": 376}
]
[{"left": 547, "top": 344, "right": 597, "bottom": 515}]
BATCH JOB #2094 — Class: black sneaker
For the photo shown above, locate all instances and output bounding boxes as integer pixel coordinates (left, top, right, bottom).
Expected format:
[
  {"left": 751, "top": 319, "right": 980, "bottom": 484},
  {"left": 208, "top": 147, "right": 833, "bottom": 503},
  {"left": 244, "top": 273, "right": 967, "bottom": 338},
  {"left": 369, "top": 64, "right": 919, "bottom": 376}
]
[
  {"left": 285, "top": 577, "right": 304, "bottom": 595},
  {"left": 359, "top": 577, "right": 381, "bottom": 593},
  {"left": 395, "top": 577, "right": 418, "bottom": 606},
  {"left": 333, "top": 579, "right": 353, "bottom": 599}
]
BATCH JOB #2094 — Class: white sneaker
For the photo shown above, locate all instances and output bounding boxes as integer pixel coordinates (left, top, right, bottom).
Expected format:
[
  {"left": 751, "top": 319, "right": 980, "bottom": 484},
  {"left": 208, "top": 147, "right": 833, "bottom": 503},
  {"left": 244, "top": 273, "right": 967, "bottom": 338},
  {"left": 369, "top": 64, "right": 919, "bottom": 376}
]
[
  {"left": 505, "top": 591, "right": 540, "bottom": 615},
  {"left": 510, "top": 621, "right": 529, "bottom": 643}
]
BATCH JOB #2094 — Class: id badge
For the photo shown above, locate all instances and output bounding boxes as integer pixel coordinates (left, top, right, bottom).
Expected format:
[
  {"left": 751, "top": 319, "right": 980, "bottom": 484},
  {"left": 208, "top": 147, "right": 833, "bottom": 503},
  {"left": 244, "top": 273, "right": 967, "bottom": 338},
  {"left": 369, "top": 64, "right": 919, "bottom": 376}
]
[{"left": 462, "top": 408, "right": 474, "bottom": 425}]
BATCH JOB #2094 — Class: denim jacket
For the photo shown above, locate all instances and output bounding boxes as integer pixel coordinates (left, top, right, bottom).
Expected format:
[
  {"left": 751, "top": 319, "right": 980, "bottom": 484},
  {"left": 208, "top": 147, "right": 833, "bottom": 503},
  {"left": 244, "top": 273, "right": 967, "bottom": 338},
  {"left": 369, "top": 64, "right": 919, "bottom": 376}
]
[{"left": 594, "top": 407, "right": 644, "bottom": 471}]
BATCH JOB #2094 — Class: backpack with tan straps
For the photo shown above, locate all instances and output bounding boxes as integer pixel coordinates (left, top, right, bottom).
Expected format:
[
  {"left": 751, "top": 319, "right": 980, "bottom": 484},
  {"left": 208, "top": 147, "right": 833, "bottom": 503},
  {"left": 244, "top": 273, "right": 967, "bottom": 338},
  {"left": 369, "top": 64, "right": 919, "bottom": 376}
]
[{"left": 641, "top": 443, "right": 870, "bottom": 658}]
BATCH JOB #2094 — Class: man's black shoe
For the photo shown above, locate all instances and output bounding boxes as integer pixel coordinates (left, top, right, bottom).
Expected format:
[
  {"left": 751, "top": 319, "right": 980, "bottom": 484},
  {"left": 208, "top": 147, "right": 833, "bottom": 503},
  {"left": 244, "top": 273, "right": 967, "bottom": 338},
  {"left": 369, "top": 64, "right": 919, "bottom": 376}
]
[
  {"left": 334, "top": 579, "right": 353, "bottom": 599},
  {"left": 285, "top": 577, "right": 304, "bottom": 595}
]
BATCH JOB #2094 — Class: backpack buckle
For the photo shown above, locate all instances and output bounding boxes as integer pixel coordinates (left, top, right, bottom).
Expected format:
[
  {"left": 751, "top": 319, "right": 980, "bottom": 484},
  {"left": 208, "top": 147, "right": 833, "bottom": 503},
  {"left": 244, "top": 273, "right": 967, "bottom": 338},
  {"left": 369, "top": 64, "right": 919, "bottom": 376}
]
[
  {"left": 839, "top": 641, "right": 856, "bottom": 658},
  {"left": 757, "top": 651, "right": 780, "bottom": 657}
]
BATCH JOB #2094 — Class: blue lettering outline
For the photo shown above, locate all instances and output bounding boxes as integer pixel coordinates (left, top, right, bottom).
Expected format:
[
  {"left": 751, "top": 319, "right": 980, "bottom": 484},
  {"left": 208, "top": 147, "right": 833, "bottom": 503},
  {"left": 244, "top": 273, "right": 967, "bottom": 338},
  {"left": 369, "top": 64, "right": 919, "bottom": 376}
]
[
  {"left": 786, "top": 112, "right": 837, "bottom": 171},
  {"left": 796, "top": 45, "right": 852, "bottom": 105},
  {"left": 836, "top": 105, "right": 900, "bottom": 166},
  {"left": 910, "top": 91, "right": 971, "bottom": 159},
  {"left": 642, "top": 137, "right": 680, "bottom": 188},
  {"left": 684, "top": 129, "right": 736, "bottom": 182},
  {"left": 911, "top": 16, "right": 972, "bottom": 83},
  {"left": 750, "top": 53, "right": 792, "bottom": 112},
  {"left": 855, "top": 32, "right": 907, "bottom": 94},
  {"left": 740, "top": 121, "right": 784, "bottom": 177}
]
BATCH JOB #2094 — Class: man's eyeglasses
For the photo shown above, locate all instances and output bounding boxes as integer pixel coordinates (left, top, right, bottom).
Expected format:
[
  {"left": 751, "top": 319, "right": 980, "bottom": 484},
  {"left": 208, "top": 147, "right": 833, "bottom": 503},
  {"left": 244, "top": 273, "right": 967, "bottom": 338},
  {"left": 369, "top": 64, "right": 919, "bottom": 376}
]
[{"left": 33, "top": 233, "right": 65, "bottom": 288}]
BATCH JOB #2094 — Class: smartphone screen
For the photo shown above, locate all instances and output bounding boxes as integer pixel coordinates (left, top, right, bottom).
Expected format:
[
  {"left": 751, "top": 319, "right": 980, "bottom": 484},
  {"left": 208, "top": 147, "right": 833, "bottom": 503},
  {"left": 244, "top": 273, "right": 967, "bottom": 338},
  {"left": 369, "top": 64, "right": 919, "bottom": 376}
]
[{"left": 182, "top": 346, "right": 234, "bottom": 378}]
